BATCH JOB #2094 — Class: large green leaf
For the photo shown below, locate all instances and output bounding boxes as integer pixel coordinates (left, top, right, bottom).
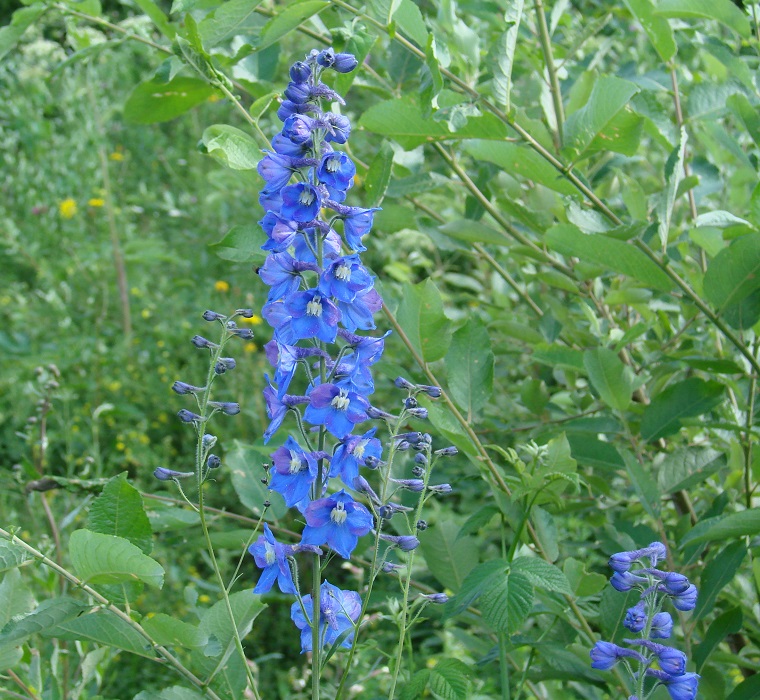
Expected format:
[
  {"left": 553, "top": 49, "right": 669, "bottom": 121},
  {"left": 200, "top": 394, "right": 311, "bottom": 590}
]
[
  {"left": 545, "top": 224, "right": 672, "bottom": 291},
  {"left": 680, "top": 508, "right": 760, "bottom": 546},
  {"left": 123, "top": 77, "right": 217, "bottom": 124},
  {"left": 419, "top": 521, "right": 478, "bottom": 592},
  {"left": 0, "top": 597, "right": 87, "bottom": 646},
  {"left": 43, "top": 610, "right": 154, "bottom": 658},
  {"left": 693, "top": 608, "right": 742, "bottom": 672},
  {"left": 623, "top": 0, "right": 676, "bottom": 62},
  {"left": 640, "top": 378, "right": 725, "bottom": 441},
  {"left": 0, "top": 4, "right": 46, "bottom": 62},
  {"left": 465, "top": 141, "right": 576, "bottom": 194},
  {"left": 703, "top": 233, "right": 760, "bottom": 310},
  {"left": 491, "top": 0, "right": 524, "bottom": 112},
  {"left": 0, "top": 540, "right": 28, "bottom": 573},
  {"left": 199, "top": 590, "right": 266, "bottom": 653},
  {"left": 209, "top": 224, "right": 268, "bottom": 265},
  {"left": 563, "top": 76, "right": 640, "bottom": 160},
  {"left": 69, "top": 530, "right": 164, "bottom": 588},
  {"left": 511, "top": 557, "right": 572, "bottom": 595},
  {"left": 364, "top": 140, "right": 395, "bottom": 207},
  {"left": 202, "top": 124, "right": 261, "bottom": 170},
  {"left": 655, "top": 0, "right": 750, "bottom": 37},
  {"left": 256, "top": 0, "right": 329, "bottom": 52},
  {"left": 0, "top": 569, "right": 34, "bottom": 630},
  {"left": 695, "top": 541, "right": 746, "bottom": 620},
  {"left": 198, "top": 0, "right": 265, "bottom": 47},
  {"left": 88, "top": 472, "right": 153, "bottom": 554},
  {"left": 446, "top": 318, "right": 494, "bottom": 417},
  {"left": 657, "top": 448, "right": 726, "bottom": 494},
  {"left": 359, "top": 97, "right": 507, "bottom": 150},
  {"left": 428, "top": 658, "right": 473, "bottom": 700},
  {"left": 479, "top": 569, "right": 533, "bottom": 635},
  {"left": 142, "top": 613, "right": 208, "bottom": 648},
  {"left": 728, "top": 93, "right": 760, "bottom": 147},
  {"left": 395, "top": 279, "right": 452, "bottom": 363},
  {"left": 583, "top": 347, "right": 633, "bottom": 412}
]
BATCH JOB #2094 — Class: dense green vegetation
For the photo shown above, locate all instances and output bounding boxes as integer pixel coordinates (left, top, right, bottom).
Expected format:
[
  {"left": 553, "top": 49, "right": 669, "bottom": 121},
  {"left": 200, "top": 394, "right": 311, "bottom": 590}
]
[{"left": 2, "top": 1, "right": 760, "bottom": 698}]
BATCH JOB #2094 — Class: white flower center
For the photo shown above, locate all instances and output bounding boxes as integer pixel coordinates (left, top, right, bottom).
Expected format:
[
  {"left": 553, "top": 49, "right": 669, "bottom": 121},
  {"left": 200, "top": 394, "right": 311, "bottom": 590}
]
[
  {"left": 289, "top": 451, "right": 302, "bottom": 474},
  {"left": 331, "top": 390, "right": 350, "bottom": 411},
  {"left": 330, "top": 502, "right": 347, "bottom": 524},
  {"left": 335, "top": 264, "right": 351, "bottom": 281},
  {"left": 298, "top": 188, "right": 315, "bottom": 206},
  {"left": 306, "top": 296, "right": 323, "bottom": 317},
  {"left": 264, "top": 542, "right": 276, "bottom": 565},
  {"left": 326, "top": 157, "right": 340, "bottom": 173},
  {"left": 353, "top": 439, "right": 368, "bottom": 459}
]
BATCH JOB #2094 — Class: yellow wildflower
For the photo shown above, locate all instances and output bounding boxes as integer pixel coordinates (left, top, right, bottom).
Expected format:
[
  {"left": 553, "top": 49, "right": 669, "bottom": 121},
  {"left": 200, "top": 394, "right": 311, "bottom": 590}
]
[
  {"left": 109, "top": 151, "right": 124, "bottom": 161},
  {"left": 208, "top": 93, "right": 221, "bottom": 103},
  {"left": 214, "top": 280, "right": 230, "bottom": 293},
  {"left": 88, "top": 198, "right": 105, "bottom": 207},
  {"left": 241, "top": 314, "right": 262, "bottom": 325},
  {"left": 59, "top": 198, "right": 77, "bottom": 219},
  {"left": 198, "top": 594, "right": 211, "bottom": 604},
  {"left": 244, "top": 342, "right": 258, "bottom": 353}
]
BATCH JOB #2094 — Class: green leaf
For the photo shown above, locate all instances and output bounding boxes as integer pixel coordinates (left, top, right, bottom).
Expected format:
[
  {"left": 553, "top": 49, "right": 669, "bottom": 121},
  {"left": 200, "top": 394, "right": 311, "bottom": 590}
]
[
  {"left": 464, "top": 141, "right": 576, "bottom": 194},
  {"left": 726, "top": 675, "right": 760, "bottom": 700},
  {"left": 680, "top": 508, "right": 760, "bottom": 546},
  {"left": 657, "top": 448, "right": 726, "bottom": 494},
  {"left": 227, "top": 440, "right": 288, "bottom": 518},
  {"left": 0, "top": 4, "right": 46, "bottom": 62},
  {"left": 583, "top": 347, "right": 632, "bottom": 412},
  {"left": 545, "top": 224, "right": 672, "bottom": 291},
  {"left": 69, "top": 530, "right": 164, "bottom": 589},
  {"left": 369, "top": 0, "right": 428, "bottom": 47},
  {"left": 479, "top": 569, "right": 533, "bottom": 635},
  {"left": 400, "top": 669, "right": 430, "bottom": 700},
  {"left": 703, "top": 233, "right": 760, "bottom": 310},
  {"left": 622, "top": 450, "right": 660, "bottom": 520},
  {"left": 656, "top": 126, "right": 687, "bottom": 249},
  {"left": 88, "top": 472, "right": 153, "bottom": 555},
  {"left": 623, "top": 0, "right": 676, "bottom": 62},
  {"left": 563, "top": 557, "right": 608, "bottom": 597},
  {"left": 256, "top": 0, "right": 329, "bottom": 52},
  {"left": 0, "top": 597, "right": 87, "bottom": 646},
  {"left": 359, "top": 97, "right": 507, "bottom": 150},
  {"left": 43, "top": 610, "right": 153, "bottom": 657},
  {"left": 0, "top": 645, "right": 22, "bottom": 673},
  {"left": 419, "top": 521, "right": 478, "bottom": 592},
  {"left": 446, "top": 318, "right": 494, "bottom": 417},
  {"left": 142, "top": 613, "right": 208, "bottom": 648},
  {"left": 364, "top": 140, "right": 394, "bottom": 207},
  {"left": 209, "top": 225, "right": 268, "bottom": 266},
  {"left": 0, "top": 540, "right": 28, "bottom": 572},
  {"left": 655, "top": 0, "right": 750, "bottom": 37},
  {"left": 428, "top": 658, "right": 473, "bottom": 700},
  {"left": 492, "top": 0, "right": 524, "bottom": 112},
  {"left": 132, "top": 0, "right": 176, "bottom": 39},
  {"left": 202, "top": 124, "right": 261, "bottom": 170},
  {"left": 199, "top": 590, "right": 266, "bottom": 654},
  {"left": 695, "top": 541, "right": 746, "bottom": 620},
  {"left": 563, "top": 76, "right": 640, "bottom": 160},
  {"left": 640, "top": 378, "right": 725, "bottom": 441},
  {"left": 728, "top": 93, "right": 760, "bottom": 147},
  {"left": 599, "top": 585, "right": 636, "bottom": 643},
  {"left": 0, "top": 569, "right": 34, "bottom": 630},
  {"left": 135, "top": 688, "right": 205, "bottom": 700},
  {"left": 438, "top": 219, "right": 506, "bottom": 246},
  {"left": 395, "top": 278, "right": 452, "bottom": 363},
  {"left": 198, "top": 0, "right": 265, "bottom": 47},
  {"left": 511, "top": 557, "right": 572, "bottom": 595},
  {"left": 532, "top": 343, "right": 585, "bottom": 371},
  {"left": 694, "top": 607, "right": 742, "bottom": 672},
  {"left": 696, "top": 210, "right": 753, "bottom": 229},
  {"left": 123, "top": 77, "right": 217, "bottom": 124}
]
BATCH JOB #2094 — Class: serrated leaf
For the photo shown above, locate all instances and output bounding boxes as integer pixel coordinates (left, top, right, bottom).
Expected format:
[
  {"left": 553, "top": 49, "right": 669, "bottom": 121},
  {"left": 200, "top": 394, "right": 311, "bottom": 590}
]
[
  {"left": 209, "top": 225, "right": 268, "bottom": 265},
  {"left": 545, "top": 224, "right": 672, "bottom": 291},
  {"left": 563, "top": 76, "right": 640, "bottom": 160},
  {"left": 656, "top": 126, "right": 687, "bottom": 248},
  {"left": 680, "top": 508, "right": 760, "bottom": 546},
  {"left": 511, "top": 557, "right": 572, "bottom": 595},
  {"left": 641, "top": 378, "right": 725, "bottom": 441},
  {"left": 359, "top": 97, "right": 507, "bottom": 150},
  {"left": 429, "top": 658, "right": 473, "bottom": 700},
  {"left": 202, "top": 124, "right": 261, "bottom": 170},
  {"left": 69, "top": 530, "right": 164, "bottom": 589},
  {"left": 0, "top": 4, "right": 46, "bottom": 62},
  {"left": 0, "top": 540, "right": 28, "bottom": 572},
  {"left": 256, "top": 0, "right": 329, "bottom": 52},
  {"left": 623, "top": 0, "right": 676, "bottom": 62},
  {"left": 0, "top": 569, "right": 34, "bottom": 630},
  {"left": 446, "top": 318, "right": 494, "bottom": 417},
  {"left": 654, "top": 0, "right": 750, "bottom": 37},
  {"left": 395, "top": 278, "right": 452, "bottom": 363},
  {"left": 399, "top": 669, "right": 430, "bottom": 700},
  {"left": 123, "top": 77, "right": 217, "bottom": 124},
  {"left": 419, "top": 521, "right": 478, "bottom": 592},
  {"left": 43, "top": 610, "right": 154, "bottom": 658},
  {"left": 657, "top": 448, "right": 726, "bottom": 494},
  {"left": 0, "top": 597, "right": 87, "bottom": 646},
  {"left": 492, "top": 0, "right": 524, "bottom": 112},
  {"left": 142, "top": 614, "right": 208, "bottom": 648},
  {"left": 88, "top": 472, "right": 153, "bottom": 555},
  {"left": 703, "top": 233, "right": 760, "bottom": 310},
  {"left": 364, "top": 140, "right": 394, "bottom": 207},
  {"left": 479, "top": 569, "right": 533, "bottom": 635},
  {"left": 583, "top": 347, "right": 632, "bottom": 412}
]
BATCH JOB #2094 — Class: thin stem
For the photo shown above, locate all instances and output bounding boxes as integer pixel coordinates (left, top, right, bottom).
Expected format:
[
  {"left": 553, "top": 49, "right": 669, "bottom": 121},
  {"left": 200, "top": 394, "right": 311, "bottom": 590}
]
[
  {"left": 215, "top": 82, "right": 270, "bottom": 148},
  {"left": 745, "top": 340, "right": 759, "bottom": 510},
  {"left": 534, "top": 0, "right": 564, "bottom": 149},
  {"left": 0, "top": 528, "right": 221, "bottom": 700},
  {"left": 669, "top": 67, "right": 697, "bottom": 223}
]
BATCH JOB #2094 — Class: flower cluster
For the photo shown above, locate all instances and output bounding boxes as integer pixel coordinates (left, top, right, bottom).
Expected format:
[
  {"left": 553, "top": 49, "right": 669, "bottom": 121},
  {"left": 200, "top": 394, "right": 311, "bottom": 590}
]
[{"left": 590, "top": 542, "right": 699, "bottom": 700}]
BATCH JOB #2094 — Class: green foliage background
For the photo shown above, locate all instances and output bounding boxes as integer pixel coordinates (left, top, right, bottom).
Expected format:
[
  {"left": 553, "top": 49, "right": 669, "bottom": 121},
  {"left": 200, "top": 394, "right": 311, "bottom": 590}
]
[{"left": 2, "top": 0, "right": 760, "bottom": 698}]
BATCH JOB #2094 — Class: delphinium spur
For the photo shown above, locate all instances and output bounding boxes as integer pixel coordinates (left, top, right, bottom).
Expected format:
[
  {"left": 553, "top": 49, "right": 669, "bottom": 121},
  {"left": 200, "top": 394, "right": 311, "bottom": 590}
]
[
  {"left": 590, "top": 542, "right": 699, "bottom": 700},
  {"left": 250, "top": 48, "right": 455, "bottom": 697}
]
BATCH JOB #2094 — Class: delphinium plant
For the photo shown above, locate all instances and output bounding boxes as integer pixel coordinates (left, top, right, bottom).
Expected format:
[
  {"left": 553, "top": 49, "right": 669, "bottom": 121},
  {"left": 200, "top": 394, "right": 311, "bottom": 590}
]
[{"left": 590, "top": 543, "right": 699, "bottom": 700}]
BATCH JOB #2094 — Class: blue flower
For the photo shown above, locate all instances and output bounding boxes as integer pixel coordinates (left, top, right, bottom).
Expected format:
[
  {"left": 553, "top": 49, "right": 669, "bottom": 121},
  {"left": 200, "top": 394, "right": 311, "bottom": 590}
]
[
  {"left": 259, "top": 252, "right": 318, "bottom": 302},
  {"left": 669, "top": 584, "right": 697, "bottom": 611},
  {"left": 650, "top": 612, "right": 673, "bottom": 639},
  {"left": 335, "top": 287, "right": 382, "bottom": 332},
  {"left": 323, "top": 113, "right": 351, "bottom": 144},
  {"left": 626, "top": 639, "right": 686, "bottom": 675},
  {"left": 304, "top": 383, "right": 369, "bottom": 439},
  {"left": 301, "top": 490, "right": 373, "bottom": 558},
  {"left": 318, "top": 254, "right": 373, "bottom": 303},
  {"left": 249, "top": 523, "right": 297, "bottom": 595},
  {"left": 290, "top": 580, "right": 361, "bottom": 653},
  {"left": 645, "top": 670, "right": 700, "bottom": 700},
  {"left": 589, "top": 641, "right": 646, "bottom": 670},
  {"left": 259, "top": 211, "right": 299, "bottom": 252},
  {"left": 318, "top": 152, "right": 355, "bottom": 191},
  {"left": 263, "top": 376, "right": 308, "bottom": 443},
  {"left": 623, "top": 601, "right": 647, "bottom": 633},
  {"left": 280, "top": 183, "right": 321, "bottom": 223},
  {"left": 329, "top": 428, "right": 383, "bottom": 487},
  {"left": 283, "top": 290, "right": 341, "bottom": 344},
  {"left": 270, "top": 436, "right": 319, "bottom": 507},
  {"left": 609, "top": 542, "right": 667, "bottom": 573}
]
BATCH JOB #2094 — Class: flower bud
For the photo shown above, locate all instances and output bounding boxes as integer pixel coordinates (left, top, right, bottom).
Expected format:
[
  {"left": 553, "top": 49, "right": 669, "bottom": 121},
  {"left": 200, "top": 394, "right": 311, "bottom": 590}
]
[
  {"left": 407, "top": 407, "right": 428, "bottom": 420},
  {"left": 413, "top": 453, "right": 428, "bottom": 466},
  {"left": 236, "top": 308, "right": 254, "bottom": 318},
  {"left": 290, "top": 60, "right": 311, "bottom": 82},
  {"left": 230, "top": 328, "right": 254, "bottom": 340},
  {"left": 416, "top": 519, "right": 427, "bottom": 531},
  {"left": 434, "top": 446, "right": 458, "bottom": 457},
  {"left": 333, "top": 52, "right": 359, "bottom": 73},
  {"left": 394, "top": 376, "right": 415, "bottom": 390},
  {"left": 420, "top": 592, "right": 448, "bottom": 604},
  {"left": 207, "top": 454, "right": 221, "bottom": 469},
  {"left": 192, "top": 335, "right": 218, "bottom": 349},
  {"left": 172, "top": 381, "right": 203, "bottom": 395},
  {"left": 154, "top": 467, "right": 194, "bottom": 480},
  {"left": 202, "top": 310, "right": 225, "bottom": 322},
  {"left": 379, "top": 534, "right": 419, "bottom": 551},
  {"left": 177, "top": 409, "right": 202, "bottom": 423},
  {"left": 391, "top": 478, "right": 425, "bottom": 492},
  {"left": 209, "top": 401, "right": 241, "bottom": 416},
  {"left": 411, "top": 465, "right": 425, "bottom": 477},
  {"left": 368, "top": 406, "right": 395, "bottom": 420},
  {"left": 428, "top": 483, "right": 452, "bottom": 494},
  {"left": 214, "top": 357, "right": 236, "bottom": 374},
  {"left": 404, "top": 397, "right": 418, "bottom": 409},
  {"left": 418, "top": 384, "right": 442, "bottom": 398},
  {"left": 202, "top": 434, "right": 217, "bottom": 448}
]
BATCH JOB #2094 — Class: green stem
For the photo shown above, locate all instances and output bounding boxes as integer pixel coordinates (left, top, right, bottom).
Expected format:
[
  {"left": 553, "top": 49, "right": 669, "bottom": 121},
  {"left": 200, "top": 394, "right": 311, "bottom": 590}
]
[
  {"left": 0, "top": 528, "right": 221, "bottom": 700},
  {"left": 534, "top": 0, "right": 564, "bottom": 149}
]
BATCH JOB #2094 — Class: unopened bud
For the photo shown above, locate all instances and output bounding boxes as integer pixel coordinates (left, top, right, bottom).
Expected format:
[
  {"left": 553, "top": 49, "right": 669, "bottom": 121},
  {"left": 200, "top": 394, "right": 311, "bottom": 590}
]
[{"left": 202, "top": 310, "right": 225, "bottom": 322}]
